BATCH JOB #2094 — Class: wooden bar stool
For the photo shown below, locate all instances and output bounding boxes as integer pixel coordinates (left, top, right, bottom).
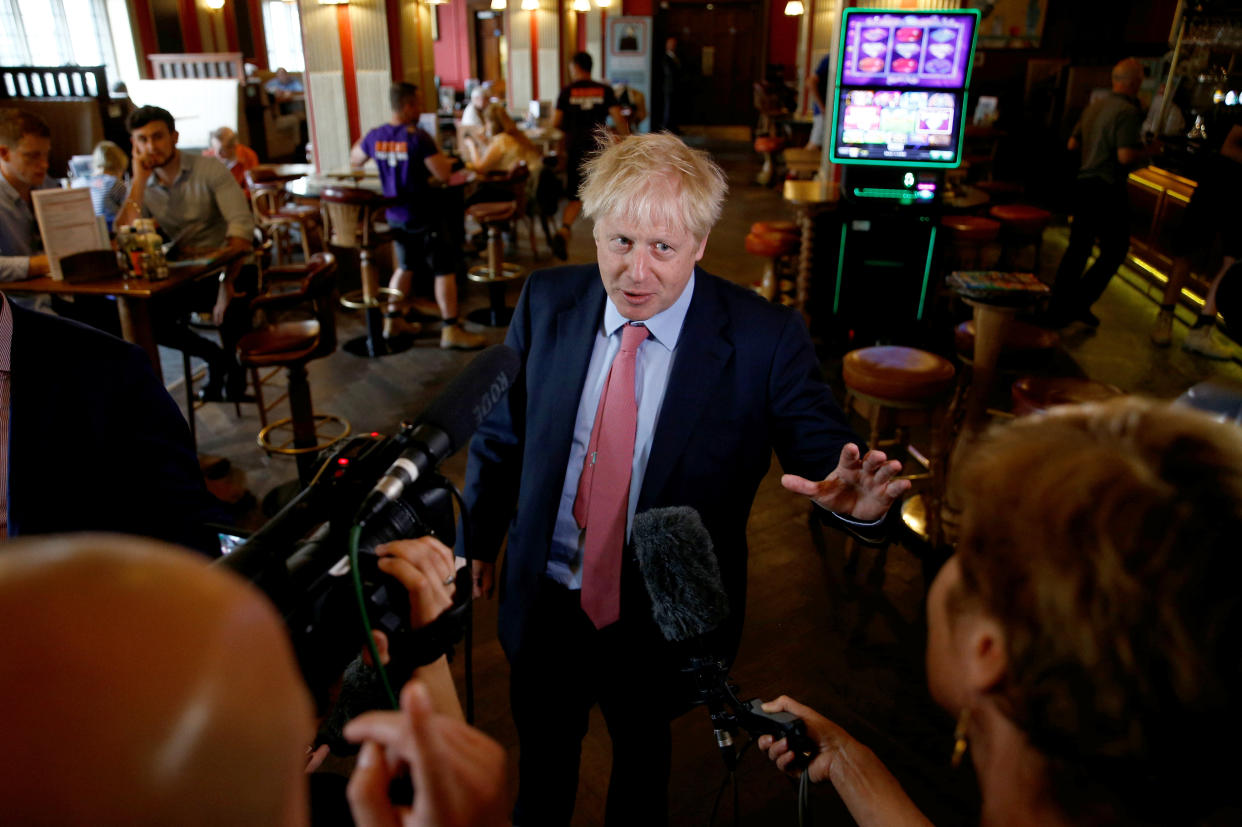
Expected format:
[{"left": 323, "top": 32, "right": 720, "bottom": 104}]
[
  {"left": 320, "top": 186, "right": 408, "bottom": 358},
  {"left": 940, "top": 215, "right": 1000, "bottom": 271},
  {"left": 246, "top": 169, "right": 319, "bottom": 265},
  {"left": 754, "top": 136, "right": 786, "bottom": 187},
  {"left": 842, "top": 346, "right": 957, "bottom": 549},
  {"left": 241, "top": 253, "right": 351, "bottom": 486},
  {"left": 953, "top": 318, "right": 1059, "bottom": 367},
  {"left": 1010, "top": 375, "right": 1122, "bottom": 417},
  {"left": 988, "top": 204, "right": 1052, "bottom": 273},
  {"left": 466, "top": 164, "right": 531, "bottom": 328},
  {"left": 745, "top": 220, "right": 799, "bottom": 302}
]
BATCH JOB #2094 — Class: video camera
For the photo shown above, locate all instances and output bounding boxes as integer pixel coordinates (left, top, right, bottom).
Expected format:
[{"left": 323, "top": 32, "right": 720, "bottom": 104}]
[{"left": 217, "top": 345, "right": 520, "bottom": 707}]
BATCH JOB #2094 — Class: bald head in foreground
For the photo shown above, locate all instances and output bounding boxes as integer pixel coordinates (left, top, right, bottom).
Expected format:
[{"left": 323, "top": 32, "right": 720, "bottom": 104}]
[{"left": 0, "top": 535, "right": 507, "bottom": 827}]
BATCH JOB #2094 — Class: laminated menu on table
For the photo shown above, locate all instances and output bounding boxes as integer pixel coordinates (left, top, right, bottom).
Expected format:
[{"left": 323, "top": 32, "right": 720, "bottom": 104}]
[{"left": 31, "top": 188, "right": 110, "bottom": 281}]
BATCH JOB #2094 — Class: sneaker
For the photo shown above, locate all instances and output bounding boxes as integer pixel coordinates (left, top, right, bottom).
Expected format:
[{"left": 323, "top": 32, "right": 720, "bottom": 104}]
[
  {"left": 383, "top": 316, "right": 423, "bottom": 339},
  {"left": 1182, "top": 326, "right": 1235, "bottom": 360},
  {"left": 441, "top": 324, "right": 486, "bottom": 350},
  {"left": 1150, "top": 309, "right": 1174, "bottom": 347},
  {"left": 550, "top": 227, "right": 569, "bottom": 261}
]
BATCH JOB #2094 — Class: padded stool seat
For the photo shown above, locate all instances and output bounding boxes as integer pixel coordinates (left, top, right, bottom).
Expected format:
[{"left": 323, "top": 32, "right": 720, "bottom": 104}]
[
  {"left": 745, "top": 230, "right": 799, "bottom": 258},
  {"left": 1011, "top": 376, "right": 1123, "bottom": 417},
  {"left": 239, "top": 320, "right": 320, "bottom": 364},
  {"left": 974, "top": 180, "right": 1024, "bottom": 200},
  {"left": 989, "top": 204, "right": 1051, "bottom": 235},
  {"left": 843, "top": 346, "right": 956, "bottom": 403},
  {"left": 274, "top": 204, "right": 319, "bottom": 221},
  {"left": 954, "top": 319, "right": 1059, "bottom": 356},
  {"left": 754, "top": 136, "right": 786, "bottom": 153},
  {"left": 751, "top": 220, "right": 798, "bottom": 237},
  {"left": 466, "top": 200, "right": 518, "bottom": 223},
  {"left": 940, "top": 215, "right": 1000, "bottom": 242}
]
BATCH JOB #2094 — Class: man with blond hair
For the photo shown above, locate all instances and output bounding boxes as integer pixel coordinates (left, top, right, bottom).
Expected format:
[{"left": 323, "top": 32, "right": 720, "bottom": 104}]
[{"left": 462, "top": 132, "right": 908, "bottom": 825}]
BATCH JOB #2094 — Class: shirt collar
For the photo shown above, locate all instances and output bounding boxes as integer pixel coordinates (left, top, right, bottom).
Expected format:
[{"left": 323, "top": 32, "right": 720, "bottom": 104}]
[
  {"left": 602, "top": 269, "right": 696, "bottom": 352},
  {"left": 147, "top": 151, "right": 189, "bottom": 188},
  {"left": 0, "top": 174, "right": 19, "bottom": 206}
]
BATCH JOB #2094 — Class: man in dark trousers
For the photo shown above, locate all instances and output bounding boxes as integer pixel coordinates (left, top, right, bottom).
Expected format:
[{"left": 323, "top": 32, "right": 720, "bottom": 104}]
[
  {"left": 1049, "top": 58, "right": 1147, "bottom": 328},
  {"left": 661, "top": 37, "right": 683, "bottom": 133},
  {"left": 550, "top": 52, "right": 629, "bottom": 260},
  {"left": 461, "top": 133, "right": 907, "bottom": 826}
]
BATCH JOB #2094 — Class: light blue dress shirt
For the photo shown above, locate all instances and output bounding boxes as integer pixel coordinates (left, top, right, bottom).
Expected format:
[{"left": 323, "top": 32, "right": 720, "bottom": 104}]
[
  {"left": 0, "top": 174, "right": 57, "bottom": 282},
  {"left": 546, "top": 273, "right": 697, "bottom": 588}
]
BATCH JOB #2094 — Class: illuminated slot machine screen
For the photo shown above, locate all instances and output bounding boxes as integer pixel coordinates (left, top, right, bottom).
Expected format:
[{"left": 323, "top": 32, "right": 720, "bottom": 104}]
[{"left": 830, "top": 9, "right": 979, "bottom": 167}]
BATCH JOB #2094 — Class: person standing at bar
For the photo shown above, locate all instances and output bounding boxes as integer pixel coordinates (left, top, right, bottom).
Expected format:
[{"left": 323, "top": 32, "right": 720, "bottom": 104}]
[{"left": 1049, "top": 58, "right": 1146, "bottom": 328}]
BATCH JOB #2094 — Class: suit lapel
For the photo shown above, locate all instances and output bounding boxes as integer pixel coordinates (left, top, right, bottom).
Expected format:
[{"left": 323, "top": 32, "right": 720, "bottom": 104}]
[{"left": 639, "top": 269, "right": 733, "bottom": 508}]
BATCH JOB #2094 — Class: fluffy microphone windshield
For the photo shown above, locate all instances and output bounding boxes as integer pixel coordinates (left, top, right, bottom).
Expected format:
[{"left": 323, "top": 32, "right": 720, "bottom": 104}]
[{"left": 633, "top": 506, "right": 730, "bottom": 643}]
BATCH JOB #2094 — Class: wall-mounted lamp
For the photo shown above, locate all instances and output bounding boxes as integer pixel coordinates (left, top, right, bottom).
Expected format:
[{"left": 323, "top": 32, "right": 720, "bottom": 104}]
[
  {"left": 204, "top": 0, "right": 225, "bottom": 9},
  {"left": 571, "top": 0, "right": 589, "bottom": 10},
  {"left": 595, "top": 0, "right": 611, "bottom": 7},
  {"left": 783, "top": 0, "right": 803, "bottom": 14},
  {"left": 318, "top": 0, "right": 349, "bottom": 6},
  {"left": 426, "top": 0, "right": 447, "bottom": 5},
  {"left": 521, "top": 0, "right": 538, "bottom": 9},
  {"left": 490, "top": 0, "right": 505, "bottom": 9}
]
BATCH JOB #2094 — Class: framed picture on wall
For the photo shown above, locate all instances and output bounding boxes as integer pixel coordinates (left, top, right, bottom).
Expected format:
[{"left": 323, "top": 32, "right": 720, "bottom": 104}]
[{"left": 611, "top": 20, "right": 647, "bottom": 56}]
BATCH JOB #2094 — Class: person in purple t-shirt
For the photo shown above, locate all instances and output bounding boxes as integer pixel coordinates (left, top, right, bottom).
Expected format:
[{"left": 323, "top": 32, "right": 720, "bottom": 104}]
[{"left": 350, "top": 83, "right": 485, "bottom": 350}]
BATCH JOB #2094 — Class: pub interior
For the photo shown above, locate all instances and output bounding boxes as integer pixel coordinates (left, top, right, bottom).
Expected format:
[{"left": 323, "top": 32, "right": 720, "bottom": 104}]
[{"left": 2, "top": 0, "right": 1242, "bottom": 824}]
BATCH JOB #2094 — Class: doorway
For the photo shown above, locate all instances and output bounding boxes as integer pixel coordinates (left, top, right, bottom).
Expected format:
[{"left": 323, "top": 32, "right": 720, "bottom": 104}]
[
  {"left": 473, "top": 8, "right": 505, "bottom": 85},
  {"left": 658, "top": 3, "right": 762, "bottom": 126}
]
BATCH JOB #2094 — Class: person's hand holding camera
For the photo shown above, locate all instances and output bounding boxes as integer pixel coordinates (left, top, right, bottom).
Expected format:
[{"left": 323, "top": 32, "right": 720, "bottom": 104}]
[{"left": 375, "top": 536, "right": 458, "bottom": 630}]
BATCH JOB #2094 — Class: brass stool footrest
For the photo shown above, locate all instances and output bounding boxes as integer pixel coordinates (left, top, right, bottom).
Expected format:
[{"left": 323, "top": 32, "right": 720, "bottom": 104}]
[
  {"left": 467, "top": 263, "right": 524, "bottom": 283},
  {"left": 257, "top": 414, "right": 352, "bottom": 455},
  {"left": 340, "top": 287, "right": 404, "bottom": 310}
]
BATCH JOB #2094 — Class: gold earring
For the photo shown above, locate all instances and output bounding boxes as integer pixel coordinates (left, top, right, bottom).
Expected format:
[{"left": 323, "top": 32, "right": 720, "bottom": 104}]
[{"left": 951, "top": 707, "right": 970, "bottom": 769}]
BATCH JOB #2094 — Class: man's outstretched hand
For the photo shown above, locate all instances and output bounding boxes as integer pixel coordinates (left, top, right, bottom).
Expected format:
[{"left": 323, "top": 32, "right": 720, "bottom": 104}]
[{"left": 781, "top": 443, "right": 909, "bottom": 522}]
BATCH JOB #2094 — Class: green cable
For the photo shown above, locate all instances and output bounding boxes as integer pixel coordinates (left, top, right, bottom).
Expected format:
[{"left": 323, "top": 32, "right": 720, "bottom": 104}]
[{"left": 349, "top": 523, "right": 399, "bottom": 710}]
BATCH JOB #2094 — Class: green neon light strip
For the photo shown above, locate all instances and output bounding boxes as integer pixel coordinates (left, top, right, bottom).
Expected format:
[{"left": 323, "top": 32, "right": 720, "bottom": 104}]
[
  {"left": 834, "top": 223, "right": 848, "bottom": 315},
  {"left": 917, "top": 225, "right": 937, "bottom": 320}
]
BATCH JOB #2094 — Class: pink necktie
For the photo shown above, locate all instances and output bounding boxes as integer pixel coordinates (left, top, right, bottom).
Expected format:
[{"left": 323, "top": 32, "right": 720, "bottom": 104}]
[{"left": 575, "top": 322, "right": 649, "bottom": 629}]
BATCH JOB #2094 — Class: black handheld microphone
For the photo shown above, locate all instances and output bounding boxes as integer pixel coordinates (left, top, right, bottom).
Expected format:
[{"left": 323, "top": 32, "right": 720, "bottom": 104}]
[
  {"left": 355, "top": 344, "right": 520, "bottom": 529},
  {"left": 633, "top": 506, "right": 818, "bottom": 770}
]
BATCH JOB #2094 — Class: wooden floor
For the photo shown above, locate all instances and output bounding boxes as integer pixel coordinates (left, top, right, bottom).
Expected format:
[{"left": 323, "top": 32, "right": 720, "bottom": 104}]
[{"left": 180, "top": 138, "right": 1242, "bottom": 827}]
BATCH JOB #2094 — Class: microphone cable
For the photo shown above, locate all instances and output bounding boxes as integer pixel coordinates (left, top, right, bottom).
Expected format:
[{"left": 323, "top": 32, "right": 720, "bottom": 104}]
[
  {"left": 706, "top": 736, "right": 815, "bottom": 827},
  {"left": 348, "top": 523, "right": 400, "bottom": 710},
  {"left": 346, "top": 478, "right": 478, "bottom": 720}
]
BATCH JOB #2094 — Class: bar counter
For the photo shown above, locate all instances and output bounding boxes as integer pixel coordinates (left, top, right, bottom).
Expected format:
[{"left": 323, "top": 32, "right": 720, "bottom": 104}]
[{"left": 1126, "top": 164, "right": 1215, "bottom": 308}]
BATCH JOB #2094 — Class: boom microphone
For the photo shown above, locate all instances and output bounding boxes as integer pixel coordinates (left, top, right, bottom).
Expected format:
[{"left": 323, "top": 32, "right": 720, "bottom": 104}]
[
  {"left": 355, "top": 344, "right": 521, "bottom": 528},
  {"left": 633, "top": 505, "right": 729, "bottom": 643}
]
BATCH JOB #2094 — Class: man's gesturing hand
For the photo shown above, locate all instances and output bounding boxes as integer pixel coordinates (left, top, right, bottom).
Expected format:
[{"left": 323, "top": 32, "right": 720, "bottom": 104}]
[
  {"left": 780, "top": 443, "right": 909, "bottom": 522},
  {"left": 345, "top": 681, "right": 509, "bottom": 827}
]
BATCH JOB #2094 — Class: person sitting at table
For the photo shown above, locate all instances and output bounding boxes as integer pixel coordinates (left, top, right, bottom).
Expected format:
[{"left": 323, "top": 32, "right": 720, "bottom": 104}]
[
  {"left": 88, "top": 140, "right": 128, "bottom": 233},
  {"left": 115, "top": 105, "right": 257, "bottom": 402},
  {"left": 467, "top": 106, "right": 542, "bottom": 192},
  {"left": 0, "top": 108, "right": 55, "bottom": 283},
  {"left": 351, "top": 82, "right": 485, "bottom": 350},
  {"left": 612, "top": 81, "right": 647, "bottom": 134},
  {"left": 265, "top": 67, "right": 304, "bottom": 101},
  {"left": 0, "top": 291, "right": 225, "bottom": 553},
  {"left": 460, "top": 85, "right": 488, "bottom": 165},
  {"left": 758, "top": 397, "right": 1242, "bottom": 827},
  {"left": 203, "top": 126, "right": 260, "bottom": 195}
]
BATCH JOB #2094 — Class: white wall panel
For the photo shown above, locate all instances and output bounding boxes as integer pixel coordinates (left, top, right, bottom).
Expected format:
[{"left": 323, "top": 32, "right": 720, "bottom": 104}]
[
  {"left": 308, "top": 71, "right": 350, "bottom": 172},
  {"left": 356, "top": 69, "right": 391, "bottom": 137}
]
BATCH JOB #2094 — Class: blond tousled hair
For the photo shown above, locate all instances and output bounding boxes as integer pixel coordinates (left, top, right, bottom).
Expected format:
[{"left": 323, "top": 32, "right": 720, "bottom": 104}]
[
  {"left": 91, "top": 140, "right": 127, "bottom": 175},
  {"left": 580, "top": 131, "right": 728, "bottom": 242}
]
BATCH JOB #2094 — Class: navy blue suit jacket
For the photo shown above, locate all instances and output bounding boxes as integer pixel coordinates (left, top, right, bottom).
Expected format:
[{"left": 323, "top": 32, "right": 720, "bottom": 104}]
[
  {"left": 463, "top": 265, "right": 861, "bottom": 660},
  {"left": 6, "top": 301, "right": 224, "bottom": 554}
]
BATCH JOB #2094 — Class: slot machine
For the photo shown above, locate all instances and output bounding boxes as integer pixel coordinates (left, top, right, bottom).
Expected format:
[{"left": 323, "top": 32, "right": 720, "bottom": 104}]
[{"left": 820, "top": 8, "right": 979, "bottom": 343}]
